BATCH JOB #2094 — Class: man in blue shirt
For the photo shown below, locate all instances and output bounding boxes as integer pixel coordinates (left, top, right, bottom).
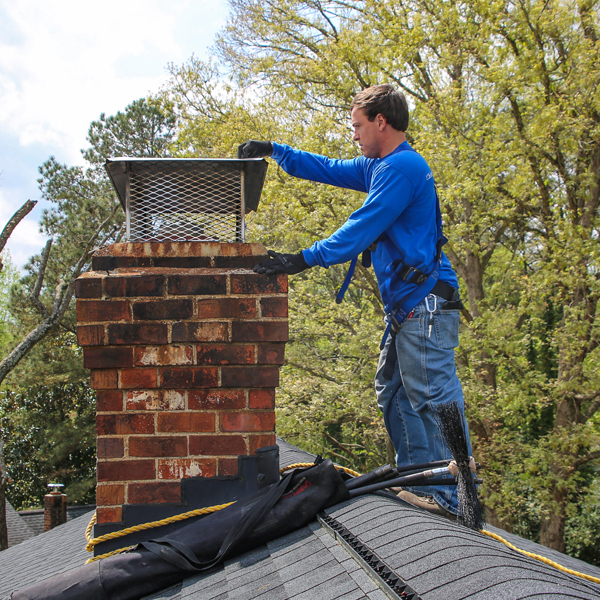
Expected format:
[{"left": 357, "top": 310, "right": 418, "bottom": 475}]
[{"left": 239, "top": 84, "right": 472, "bottom": 518}]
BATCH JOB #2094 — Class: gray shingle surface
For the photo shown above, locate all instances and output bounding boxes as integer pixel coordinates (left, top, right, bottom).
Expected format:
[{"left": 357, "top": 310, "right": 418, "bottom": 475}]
[
  {"left": 5, "top": 501, "right": 34, "bottom": 548},
  {"left": 1, "top": 439, "right": 599, "bottom": 600}
]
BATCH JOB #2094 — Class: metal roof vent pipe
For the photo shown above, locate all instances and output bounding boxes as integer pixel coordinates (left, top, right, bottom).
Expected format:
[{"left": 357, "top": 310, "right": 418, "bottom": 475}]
[
  {"left": 104, "top": 158, "right": 268, "bottom": 243},
  {"left": 43, "top": 483, "right": 67, "bottom": 532}
]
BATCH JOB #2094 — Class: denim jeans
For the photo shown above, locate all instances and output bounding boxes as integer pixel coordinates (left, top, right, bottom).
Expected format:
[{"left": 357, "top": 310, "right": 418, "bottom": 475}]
[{"left": 375, "top": 293, "right": 472, "bottom": 514}]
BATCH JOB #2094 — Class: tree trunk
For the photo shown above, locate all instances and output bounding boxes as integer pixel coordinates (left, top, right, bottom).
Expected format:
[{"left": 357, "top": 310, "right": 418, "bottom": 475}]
[
  {"left": 0, "top": 440, "right": 8, "bottom": 551},
  {"left": 539, "top": 486, "right": 567, "bottom": 552}
]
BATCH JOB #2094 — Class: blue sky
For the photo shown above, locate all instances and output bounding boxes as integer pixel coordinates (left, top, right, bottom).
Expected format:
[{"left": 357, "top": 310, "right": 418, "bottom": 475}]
[{"left": 0, "top": 0, "right": 229, "bottom": 268}]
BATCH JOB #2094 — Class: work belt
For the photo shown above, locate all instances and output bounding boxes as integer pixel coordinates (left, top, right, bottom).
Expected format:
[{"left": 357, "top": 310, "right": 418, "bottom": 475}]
[{"left": 381, "top": 281, "right": 464, "bottom": 380}]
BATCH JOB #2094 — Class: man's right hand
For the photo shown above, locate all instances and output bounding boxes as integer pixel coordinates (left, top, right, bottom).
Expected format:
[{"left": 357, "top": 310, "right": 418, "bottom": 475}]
[{"left": 237, "top": 140, "right": 273, "bottom": 159}]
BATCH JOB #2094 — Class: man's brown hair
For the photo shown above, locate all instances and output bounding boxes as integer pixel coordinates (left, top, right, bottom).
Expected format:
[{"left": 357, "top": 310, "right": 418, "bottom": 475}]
[{"left": 351, "top": 84, "right": 409, "bottom": 132}]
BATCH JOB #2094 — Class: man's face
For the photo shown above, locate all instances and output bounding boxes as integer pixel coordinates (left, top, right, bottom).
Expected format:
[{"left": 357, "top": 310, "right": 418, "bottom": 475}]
[{"left": 351, "top": 107, "right": 384, "bottom": 158}]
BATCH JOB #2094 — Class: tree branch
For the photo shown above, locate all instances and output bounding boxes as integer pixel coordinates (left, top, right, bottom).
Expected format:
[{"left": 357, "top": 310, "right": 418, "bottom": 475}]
[
  {"left": 0, "top": 200, "right": 37, "bottom": 270},
  {"left": 29, "top": 239, "right": 53, "bottom": 318}
]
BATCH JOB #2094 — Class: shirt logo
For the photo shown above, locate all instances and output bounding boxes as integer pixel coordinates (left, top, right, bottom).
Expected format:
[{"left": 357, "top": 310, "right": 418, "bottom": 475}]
[{"left": 426, "top": 172, "right": 433, "bottom": 180}]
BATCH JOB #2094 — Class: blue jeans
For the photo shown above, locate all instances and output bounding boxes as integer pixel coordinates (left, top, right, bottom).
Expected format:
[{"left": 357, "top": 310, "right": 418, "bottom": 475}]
[{"left": 375, "top": 294, "right": 472, "bottom": 514}]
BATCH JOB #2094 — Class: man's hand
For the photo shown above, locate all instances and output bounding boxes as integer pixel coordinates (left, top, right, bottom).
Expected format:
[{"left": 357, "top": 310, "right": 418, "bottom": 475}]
[
  {"left": 237, "top": 140, "right": 273, "bottom": 159},
  {"left": 253, "top": 250, "right": 309, "bottom": 275}
]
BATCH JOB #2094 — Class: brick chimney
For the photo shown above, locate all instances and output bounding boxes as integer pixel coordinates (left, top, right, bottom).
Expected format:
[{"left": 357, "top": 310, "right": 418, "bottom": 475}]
[
  {"left": 75, "top": 242, "right": 288, "bottom": 554},
  {"left": 44, "top": 484, "right": 67, "bottom": 531}
]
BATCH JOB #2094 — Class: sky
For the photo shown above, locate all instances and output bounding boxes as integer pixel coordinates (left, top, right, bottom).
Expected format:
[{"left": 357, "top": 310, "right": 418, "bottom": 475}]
[{"left": 0, "top": 0, "right": 229, "bottom": 269}]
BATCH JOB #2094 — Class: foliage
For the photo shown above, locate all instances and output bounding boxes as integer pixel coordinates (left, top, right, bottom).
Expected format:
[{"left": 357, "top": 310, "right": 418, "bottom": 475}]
[{"left": 0, "top": 383, "right": 96, "bottom": 509}]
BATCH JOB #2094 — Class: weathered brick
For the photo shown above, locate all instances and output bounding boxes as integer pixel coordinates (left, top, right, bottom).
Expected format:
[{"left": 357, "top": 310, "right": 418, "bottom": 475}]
[
  {"left": 197, "top": 298, "right": 256, "bottom": 319},
  {"left": 84, "top": 347, "right": 134, "bottom": 370},
  {"left": 134, "top": 346, "right": 193, "bottom": 366},
  {"left": 230, "top": 274, "right": 287, "bottom": 295},
  {"left": 108, "top": 323, "right": 168, "bottom": 345},
  {"left": 220, "top": 412, "right": 275, "bottom": 433},
  {"left": 189, "top": 435, "right": 247, "bottom": 456},
  {"left": 97, "top": 460, "right": 155, "bottom": 482},
  {"left": 172, "top": 322, "right": 228, "bottom": 343},
  {"left": 92, "top": 256, "right": 151, "bottom": 271},
  {"left": 188, "top": 389, "right": 246, "bottom": 410},
  {"left": 168, "top": 274, "right": 227, "bottom": 296},
  {"left": 248, "top": 389, "right": 275, "bottom": 410},
  {"left": 157, "top": 412, "right": 215, "bottom": 433},
  {"left": 105, "top": 275, "right": 165, "bottom": 297},
  {"left": 213, "top": 255, "right": 268, "bottom": 269},
  {"left": 133, "top": 299, "right": 193, "bottom": 321},
  {"left": 129, "top": 436, "right": 187, "bottom": 458},
  {"left": 96, "top": 484, "right": 125, "bottom": 506},
  {"left": 77, "top": 324, "right": 105, "bottom": 346},
  {"left": 119, "top": 368, "right": 158, "bottom": 389},
  {"left": 218, "top": 458, "right": 239, "bottom": 476},
  {"left": 97, "top": 414, "right": 154, "bottom": 436},
  {"left": 196, "top": 344, "right": 254, "bottom": 365},
  {"left": 260, "top": 297, "right": 288, "bottom": 318},
  {"left": 76, "top": 300, "right": 130, "bottom": 322},
  {"left": 128, "top": 482, "right": 181, "bottom": 504},
  {"left": 231, "top": 322, "right": 289, "bottom": 343},
  {"left": 96, "top": 390, "right": 124, "bottom": 412},
  {"left": 221, "top": 367, "right": 279, "bottom": 388},
  {"left": 97, "top": 438, "right": 125, "bottom": 459},
  {"left": 75, "top": 278, "right": 102, "bottom": 299},
  {"left": 126, "top": 390, "right": 185, "bottom": 411},
  {"left": 90, "top": 369, "right": 119, "bottom": 389},
  {"left": 96, "top": 507, "right": 122, "bottom": 524},
  {"left": 160, "top": 367, "right": 219, "bottom": 388},
  {"left": 158, "top": 458, "right": 216, "bottom": 479},
  {"left": 153, "top": 257, "right": 211, "bottom": 268},
  {"left": 249, "top": 434, "right": 277, "bottom": 454},
  {"left": 257, "top": 344, "right": 285, "bottom": 365}
]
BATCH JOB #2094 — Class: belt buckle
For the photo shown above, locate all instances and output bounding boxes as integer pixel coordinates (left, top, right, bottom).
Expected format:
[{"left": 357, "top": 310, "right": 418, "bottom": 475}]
[
  {"left": 402, "top": 266, "right": 417, "bottom": 282},
  {"left": 391, "top": 314, "right": 402, "bottom": 333}
]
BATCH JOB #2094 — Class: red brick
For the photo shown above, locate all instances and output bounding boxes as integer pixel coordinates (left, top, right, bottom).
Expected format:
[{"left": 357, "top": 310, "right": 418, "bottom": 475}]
[
  {"left": 120, "top": 368, "right": 158, "bottom": 389},
  {"left": 133, "top": 299, "right": 193, "bottom": 321},
  {"left": 257, "top": 344, "right": 285, "bottom": 364},
  {"left": 189, "top": 435, "right": 247, "bottom": 456},
  {"left": 196, "top": 344, "right": 254, "bottom": 365},
  {"left": 221, "top": 367, "right": 279, "bottom": 388},
  {"left": 96, "top": 507, "right": 122, "bottom": 524},
  {"left": 128, "top": 482, "right": 181, "bottom": 504},
  {"left": 77, "top": 324, "right": 105, "bottom": 346},
  {"left": 84, "top": 347, "right": 134, "bottom": 369},
  {"left": 230, "top": 274, "right": 287, "bottom": 294},
  {"left": 105, "top": 275, "right": 165, "bottom": 297},
  {"left": 260, "top": 297, "right": 288, "bottom": 317},
  {"left": 134, "top": 346, "right": 193, "bottom": 366},
  {"left": 249, "top": 389, "right": 275, "bottom": 409},
  {"left": 97, "top": 414, "right": 155, "bottom": 435},
  {"left": 213, "top": 255, "right": 268, "bottom": 269},
  {"left": 168, "top": 274, "right": 226, "bottom": 296},
  {"left": 97, "top": 459, "right": 155, "bottom": 482},
  {"left": 107, "top": 323, "right": 168, "bottom": 345},
  {"left": 96, "top": 484, "right": 125, "bottom": 506},
  {"left": 220, "top": 412, "right": 275, "bottom": 433},
  {"left": 96, "top": 390, "right": 124, "bottom": 412},
  {"left": 126, "top": 390, "right": 185, "bottom": 411},
  {"left": 97, "top": 438, "right": 124, "bottom": 458},
  {"left": 197, "top": 298, "right": 257, "bottom": 319},
  {"left": 231, "top": 322, "right": 289, "bottom": 343},
  {"left": 92, "top": 256, "right": 151, "bottom": 271},
  {"left": 90, "top": 369, "right": 119, "bottom": 389},
  {"left": 172, "top": 322, "right": 228, "bottom": 343},
  {"left": 76, "top": 300, "right": 130, "bottom": 322},
  {"left": 249, "top": 434, "right": 276, "bottom": 454},
  {"left": 129, "top": 436, "right": 188, "bottom": 458},
  {"left": 153, "top": 257, "right": 211, "bottom": 268},
  {"left": 189, "top": 389, "right": 246, "bottom": 410},
  {"left": 219, "top": 458, "right": 239, "bottom": 476},
  {"left": 158, "top": 412, "right": 215, "bottom": 433},
  {"left": 75, "top": 278, "right": 102, "bottom": 298},
  {"left": 160, "top": 367, "right": 218, "bottom": 388},
  {"left": 158, "top": 458, "right": 217, "bottom": 479}
]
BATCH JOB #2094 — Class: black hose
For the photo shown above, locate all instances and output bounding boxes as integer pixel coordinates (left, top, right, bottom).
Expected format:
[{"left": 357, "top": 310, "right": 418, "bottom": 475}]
[{"left": 345, "top": 464, "right": 395, "bottom": 490}]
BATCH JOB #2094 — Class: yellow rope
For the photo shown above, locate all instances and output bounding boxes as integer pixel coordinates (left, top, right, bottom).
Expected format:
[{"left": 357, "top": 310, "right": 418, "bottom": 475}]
[
  {"left": 85, "top": 502, "right": 235, "bottom": 553},
  {"left": 280, "top": 462, "right": 362, "bottom": 478},
  {"left": 86, "top": 545, "right": 136, "bottom": 564},
  {"left": 480, "top": 529, "right": 600, "bottom": 585}
]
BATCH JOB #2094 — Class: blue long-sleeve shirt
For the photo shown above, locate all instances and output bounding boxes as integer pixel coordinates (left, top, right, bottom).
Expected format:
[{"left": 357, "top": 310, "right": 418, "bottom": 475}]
[{"left": 271, "top": 141, "right": 458, "bottom": 314}]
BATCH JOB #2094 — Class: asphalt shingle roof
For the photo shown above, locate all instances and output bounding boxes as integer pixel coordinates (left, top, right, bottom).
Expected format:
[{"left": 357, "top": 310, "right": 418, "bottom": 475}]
[
  {"left": 5, "top": 502, "right": 34, "bottom": 548},
  {"left": 1, "top": 438, "right": 599, "bottom": 600}
]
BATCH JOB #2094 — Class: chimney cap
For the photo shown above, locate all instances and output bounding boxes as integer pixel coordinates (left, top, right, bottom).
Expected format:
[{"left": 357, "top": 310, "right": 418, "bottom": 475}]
[{"left": 47, "top": 483, "right": 64, "bottom": 495}]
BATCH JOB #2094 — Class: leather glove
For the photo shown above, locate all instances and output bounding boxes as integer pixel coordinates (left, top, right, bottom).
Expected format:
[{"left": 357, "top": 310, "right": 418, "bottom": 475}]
[
  {"left": 253, "top": 250, "right": 309, "bottom": 275},
  {"left": 237, "top": 140, "right": 273, "bottom": 159}
]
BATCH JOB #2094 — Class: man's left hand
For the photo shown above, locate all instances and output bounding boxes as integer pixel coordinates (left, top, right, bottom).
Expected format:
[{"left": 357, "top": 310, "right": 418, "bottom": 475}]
[{"left": 253, "top": 250, "right": 309, "bottom": 275}]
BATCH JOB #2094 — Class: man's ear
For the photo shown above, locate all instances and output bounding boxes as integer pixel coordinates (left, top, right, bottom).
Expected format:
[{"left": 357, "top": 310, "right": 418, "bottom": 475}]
[{"left": 376, "top": 113, "right": 387, "bottom": 130}]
